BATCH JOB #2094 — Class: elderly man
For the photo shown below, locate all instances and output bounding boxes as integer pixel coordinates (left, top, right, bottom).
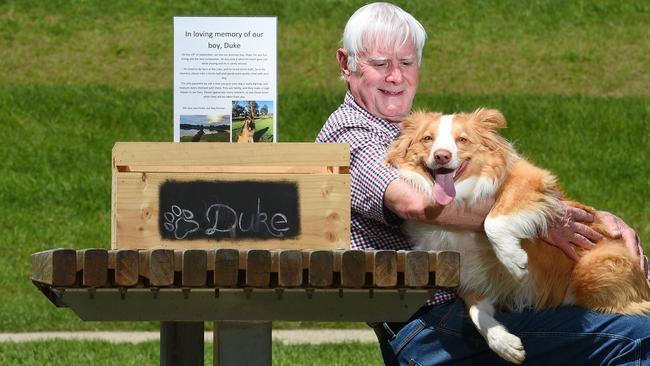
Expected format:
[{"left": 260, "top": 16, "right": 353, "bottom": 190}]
[{"left": 317, "top": 2, "right": 650, "bottom": 365}]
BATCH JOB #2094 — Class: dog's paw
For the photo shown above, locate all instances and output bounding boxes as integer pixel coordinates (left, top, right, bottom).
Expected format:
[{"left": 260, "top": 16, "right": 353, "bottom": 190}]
[
  {"left": 486, "top": 326, "right": 526, "bottom": 364},
  {"left": 163, "top": 205, "right": 200, "bottom": 239},
  {"left": 500, "top": 248, "right": 528, "bottom": 281}
]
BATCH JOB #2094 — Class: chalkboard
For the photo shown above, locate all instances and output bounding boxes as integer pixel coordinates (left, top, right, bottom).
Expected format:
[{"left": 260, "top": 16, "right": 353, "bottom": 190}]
[{"left": 159, "top": 180, "right": 300, "bottom": 241}]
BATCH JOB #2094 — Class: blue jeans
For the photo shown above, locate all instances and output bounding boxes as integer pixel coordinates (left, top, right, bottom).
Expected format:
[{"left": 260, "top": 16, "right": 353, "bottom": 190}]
[{"left": 373, "top": 299, "right": 650, "bottom": 365}]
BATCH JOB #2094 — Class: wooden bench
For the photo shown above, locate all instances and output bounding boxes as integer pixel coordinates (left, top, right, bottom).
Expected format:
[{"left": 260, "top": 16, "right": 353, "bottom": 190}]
[
  {"left": 32, "top": 248, "right": 459, "bottom": 365},
  {"left": 30, "top": 143, "right": 460, "bottom": 365}
]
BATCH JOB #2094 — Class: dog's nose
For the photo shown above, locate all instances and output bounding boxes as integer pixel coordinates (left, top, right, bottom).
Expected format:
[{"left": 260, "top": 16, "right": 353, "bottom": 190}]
[{"left": 434, "top": 149, "right": 452, "bottom": 165}]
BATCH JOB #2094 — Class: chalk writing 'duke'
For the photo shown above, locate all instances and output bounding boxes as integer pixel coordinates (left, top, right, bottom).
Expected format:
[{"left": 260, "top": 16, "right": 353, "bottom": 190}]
[{"left": 159, "top": 181, "right": 300, "bottom": 241}]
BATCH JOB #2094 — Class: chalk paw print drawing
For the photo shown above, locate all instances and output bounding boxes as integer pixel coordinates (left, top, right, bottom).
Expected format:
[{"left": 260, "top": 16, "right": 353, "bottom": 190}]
[{"left": 163, "top": 205, "right": 200, "bottom": 239}]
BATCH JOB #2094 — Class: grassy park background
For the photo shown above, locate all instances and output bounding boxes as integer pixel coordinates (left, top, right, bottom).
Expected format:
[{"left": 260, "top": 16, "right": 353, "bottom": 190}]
[{"left": 1, "top": 0, "right": 649, "bottom": 363}]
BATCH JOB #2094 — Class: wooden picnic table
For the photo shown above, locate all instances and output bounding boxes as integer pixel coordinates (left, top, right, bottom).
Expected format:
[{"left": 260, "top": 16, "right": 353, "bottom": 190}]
[{"left": 32, "top": 247, "right": 459, "bottom": 365}]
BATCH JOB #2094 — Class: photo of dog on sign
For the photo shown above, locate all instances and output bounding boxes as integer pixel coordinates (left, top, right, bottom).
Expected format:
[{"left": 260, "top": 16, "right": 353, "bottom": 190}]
[
  {"left": 179, "top": 114, "right": 231, "bottom": 142},
  {"left": 231, "top": 100, "right": 274, "bottom": 143}
]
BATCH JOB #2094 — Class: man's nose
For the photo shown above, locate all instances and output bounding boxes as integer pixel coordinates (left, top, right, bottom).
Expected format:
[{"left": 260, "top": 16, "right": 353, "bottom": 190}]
[{"left": 386, "top": 64, "right": 403, "bottom": 83}]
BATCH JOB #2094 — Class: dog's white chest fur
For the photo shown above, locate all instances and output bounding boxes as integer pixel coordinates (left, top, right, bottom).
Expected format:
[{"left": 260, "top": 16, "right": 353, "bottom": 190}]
[{"left": 405, "top": 219, "right": 535, "bottom": 310}]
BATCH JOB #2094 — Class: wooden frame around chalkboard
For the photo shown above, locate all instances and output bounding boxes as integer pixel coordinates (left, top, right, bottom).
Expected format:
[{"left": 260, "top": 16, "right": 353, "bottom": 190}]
[{"left": 111, "top": 142, "right": 350, "bottom": 250}]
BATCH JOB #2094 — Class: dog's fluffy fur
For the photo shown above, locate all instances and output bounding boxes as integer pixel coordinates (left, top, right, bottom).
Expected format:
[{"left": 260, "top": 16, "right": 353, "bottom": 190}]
[{"left": 386, "top": 108, "right": 650, "bottom": 364}]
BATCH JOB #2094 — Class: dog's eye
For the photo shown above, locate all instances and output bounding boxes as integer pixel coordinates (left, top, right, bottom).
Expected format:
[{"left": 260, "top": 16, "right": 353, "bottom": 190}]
[
  {"left": 423, "top": 135, "right": 433, "bottom": 142},
  {"left": 457, "top": 136, "right": 468, "bottom": 143}
]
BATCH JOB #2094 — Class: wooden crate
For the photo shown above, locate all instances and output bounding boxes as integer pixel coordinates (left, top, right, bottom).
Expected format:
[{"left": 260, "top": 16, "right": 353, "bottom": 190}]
[{"left": 112, "top": 142, "right": 350, "bottom": 250}]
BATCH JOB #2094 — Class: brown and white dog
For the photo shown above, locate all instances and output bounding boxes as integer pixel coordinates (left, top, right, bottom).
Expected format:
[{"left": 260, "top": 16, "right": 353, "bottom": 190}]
[{"left": 386, "top": 108, "right": 650, "bottom": 364}]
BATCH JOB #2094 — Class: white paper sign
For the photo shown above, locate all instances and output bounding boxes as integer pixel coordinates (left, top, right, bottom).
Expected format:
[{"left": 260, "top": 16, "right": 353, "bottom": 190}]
[{"left": 173, "top": 17, "right": 277, "bottom": 143}]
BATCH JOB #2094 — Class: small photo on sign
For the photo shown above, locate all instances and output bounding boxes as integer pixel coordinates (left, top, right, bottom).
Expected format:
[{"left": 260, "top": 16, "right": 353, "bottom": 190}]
[
  {"left": 179, "top": 114, "right": 231, "bottom": 142},
  {"left": 231, "top": 100, "right": 274, "bottom": 143}
]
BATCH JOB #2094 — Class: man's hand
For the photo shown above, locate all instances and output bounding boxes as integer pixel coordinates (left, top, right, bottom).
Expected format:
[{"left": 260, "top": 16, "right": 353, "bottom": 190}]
[
  {"left": 544, "top": 206, "right": 649, "bottom": 278},
  {"left": 596, "top": 211, "right": 649, "bottom": 279},
  {"left": 543, "top": 205, "right": 603, "bottom": 261},
  {"left": 384, "top": 179, "right": 429, "bottom": 221}
]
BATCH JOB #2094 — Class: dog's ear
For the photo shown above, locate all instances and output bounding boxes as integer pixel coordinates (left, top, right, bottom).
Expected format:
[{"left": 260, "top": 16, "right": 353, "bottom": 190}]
[
  {"left": 386, "top": 130, "right": 413, "bottom": 168},
  {"left": 386, "top": 116, "right": 421, "bottom": 167},
  {"left": 473, "top": 108, "right": 506, "bottom": 130}
]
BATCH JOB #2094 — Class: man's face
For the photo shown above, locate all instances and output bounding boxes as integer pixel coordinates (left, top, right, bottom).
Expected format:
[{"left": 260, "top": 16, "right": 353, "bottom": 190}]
[{"left": 341, "top": 42, "right": 419, "bottom": 123}]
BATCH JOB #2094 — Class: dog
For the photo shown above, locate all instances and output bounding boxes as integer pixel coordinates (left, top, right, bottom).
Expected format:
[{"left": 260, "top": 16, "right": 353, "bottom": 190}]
[
  {"left": 386, "top": 108, "right": 650, "bottom": 364},
  {"left": 237, "top": 116, "right": 256, "bottom": 143}
]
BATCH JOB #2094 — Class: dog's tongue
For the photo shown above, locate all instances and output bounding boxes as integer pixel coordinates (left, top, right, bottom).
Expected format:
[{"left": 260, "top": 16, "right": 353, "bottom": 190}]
[{"left": 432, "top": 169, "right": 456, "bottom": 205}]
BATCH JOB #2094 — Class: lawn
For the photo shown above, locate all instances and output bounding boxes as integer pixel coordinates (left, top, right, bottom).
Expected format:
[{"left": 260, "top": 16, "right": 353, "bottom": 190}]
[
  {"left": 0, "top": 340, "right": 383, "bottom": 365},
  {"left": 0, "top": 0, "right": 649, "bottom": 357}
]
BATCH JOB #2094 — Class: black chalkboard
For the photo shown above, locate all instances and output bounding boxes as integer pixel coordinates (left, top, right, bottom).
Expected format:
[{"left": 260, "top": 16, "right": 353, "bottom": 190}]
[{"left": 159, "top": 180, "right": 300, "bottom": 241}]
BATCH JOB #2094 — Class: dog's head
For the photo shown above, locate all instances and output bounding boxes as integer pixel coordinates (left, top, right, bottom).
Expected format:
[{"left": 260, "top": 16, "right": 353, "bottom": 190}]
[{"left": 387, "top": 108, "right": 514, "bottom": 205}]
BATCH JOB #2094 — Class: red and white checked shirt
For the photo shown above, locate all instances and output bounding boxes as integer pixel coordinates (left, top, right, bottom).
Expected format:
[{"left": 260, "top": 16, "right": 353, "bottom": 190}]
[{"left": 316, "top": 91, "right": 456, "bottom": 306}]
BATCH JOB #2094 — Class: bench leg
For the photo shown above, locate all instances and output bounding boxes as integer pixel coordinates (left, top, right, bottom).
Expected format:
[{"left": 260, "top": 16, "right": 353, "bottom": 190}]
[
  {"left": 160, "top": 321, "right": 204, "bottom": 366},
  {"left": 213, "top": 321, "right": 272, "bottom": 366}
]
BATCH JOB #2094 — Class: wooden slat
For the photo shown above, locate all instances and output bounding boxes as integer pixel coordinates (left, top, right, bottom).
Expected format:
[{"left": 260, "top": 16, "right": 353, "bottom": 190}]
[
  {"left": 174, "top": 250, "right": 207, "bottom": 287},
  {"left": 367, "top": 251, "right": 397, "bottom": 288},
  {"left": 141, "top": 249, "right": 174, "bottom": 286},
  {"left": 244, "top": 250, "right": 271, "bottom": 287},
  {"left": 340, "top": 250, "right": 366, "bottom": 288},
  {"left": 430, "top": 251, "right": 460, "bottom": 287},
  {"left": 214, "top": 249, "right": 239, "bottom": 287},
  {"left": 119, "top": 165, "right": 332, "bottom": 174},
  {"left": 30, "top": 249, "right": 77, "bottom": 286},
  {"left": 277, "top": 250, "right": 303, "bottom": 287},
  {"left": 399, "top": 251, "right": 429, "bottom": 288},
  {"left": 305, "top": 250, "right": 333, "bottom": 287},
  {"left": 108, "top": 250, "right": 139, "bottom": 287},
  {"left": 113, "top": 142, "right": 350, "bottom": 168},
  {"left": 76, "top": 249, "right": 108, "bottom": 287}
]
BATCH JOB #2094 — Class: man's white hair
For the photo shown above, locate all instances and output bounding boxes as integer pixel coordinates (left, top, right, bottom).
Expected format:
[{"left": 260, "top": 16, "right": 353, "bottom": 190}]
[{"left": 342, "top": 2, "right": 426, "bottom": 72}]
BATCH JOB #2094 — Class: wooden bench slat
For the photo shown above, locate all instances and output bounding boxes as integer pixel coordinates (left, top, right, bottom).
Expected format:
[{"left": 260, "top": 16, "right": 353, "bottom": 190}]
[
  {"left": 31, "top": 249, "right": 77, "bottom": 286},
  {"left": 141, "top": 249, "right": 174, "bottom": 286},
  {"left": 401, "top": 251, "right": 429, "bottom": 288},
  {"left": 430, "top": 251, "right": 460, "bottom": 288},
  {"left": 214, "top": 249, "right": 239, "bottom": 287},
  {"left": 175, "top": 249, "right": 207, "bottom": 287},
  {"left": 244, "top": 250, "right": 271, "bottom": 287},
  {"left": 340, "top": 250, "right": 366, "bottom": 288},
  {"left": 76, "top": 249, "right": 108, "bottom": 287},
  {"left": 368, "top": 251, "right": 397, "bottom": 288},
  {"left": 109, "top": 250, "right": 139, "bottom": 287},
  {"left": 277, "top": 250, "right": 303, "bottom": 287},
  {"left": 306, "top": 250, "right": 333, "bottom": 288}
]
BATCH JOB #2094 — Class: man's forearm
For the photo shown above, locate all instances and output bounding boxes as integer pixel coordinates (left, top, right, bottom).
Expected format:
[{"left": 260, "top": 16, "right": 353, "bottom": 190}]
[{"left": 385, "top": 178, "right": 492, "bottom": 231}]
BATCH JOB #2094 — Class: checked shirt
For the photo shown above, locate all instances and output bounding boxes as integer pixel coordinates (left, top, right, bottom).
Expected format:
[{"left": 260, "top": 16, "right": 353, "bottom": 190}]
[{"left": 316, "top": 91, "right": 456, "bottom": 306}]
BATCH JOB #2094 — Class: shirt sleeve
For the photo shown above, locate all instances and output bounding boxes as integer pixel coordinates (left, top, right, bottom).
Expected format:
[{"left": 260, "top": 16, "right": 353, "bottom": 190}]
[{"left": 343, "top": 129, "right": 403, "bottom": 225}]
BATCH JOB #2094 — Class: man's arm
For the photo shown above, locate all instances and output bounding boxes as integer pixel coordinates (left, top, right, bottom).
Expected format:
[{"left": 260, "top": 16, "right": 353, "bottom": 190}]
[{"left": 384, "top": 178, "right": 493, "bottom": 231}]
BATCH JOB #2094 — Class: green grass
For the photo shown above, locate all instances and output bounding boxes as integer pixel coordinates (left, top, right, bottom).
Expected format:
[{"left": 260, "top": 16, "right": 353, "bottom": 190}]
[
  {"left": 1, "top": 0, "right": 648, "bottom": 96},
  {"left": 1, "top": 0, "right": 650, "bottom": 334},
  {"left": 0, "top": 340, "right": 382, "bottom": 365}
]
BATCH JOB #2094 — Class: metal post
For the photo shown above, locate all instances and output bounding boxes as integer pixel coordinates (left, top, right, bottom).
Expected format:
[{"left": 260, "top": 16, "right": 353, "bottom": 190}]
[
  {"left": 160, "top": 321, "right": 204, "bottom": 366},
  {"left": 213, "top": 321, "right": 272, "bottom": 366}
]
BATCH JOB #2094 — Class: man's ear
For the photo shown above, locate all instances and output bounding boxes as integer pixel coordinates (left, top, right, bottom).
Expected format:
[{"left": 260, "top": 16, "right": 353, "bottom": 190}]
[
  {"left": 472, "top": 108, "right": 507, "bottom": 130},
  {"left": 337, "top": 48, "right": 351, "bottom": 79}
]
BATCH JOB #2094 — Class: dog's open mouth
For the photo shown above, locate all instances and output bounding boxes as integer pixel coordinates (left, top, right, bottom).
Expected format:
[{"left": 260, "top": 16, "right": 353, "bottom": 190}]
[{"left": 429, "top": 160, "right": 469, "bottom": 206}]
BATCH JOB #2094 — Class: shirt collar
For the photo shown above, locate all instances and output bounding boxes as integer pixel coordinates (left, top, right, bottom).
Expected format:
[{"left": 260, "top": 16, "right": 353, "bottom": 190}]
[{"left": 344, "top": 91, "right": 402, "bottom": 134}]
